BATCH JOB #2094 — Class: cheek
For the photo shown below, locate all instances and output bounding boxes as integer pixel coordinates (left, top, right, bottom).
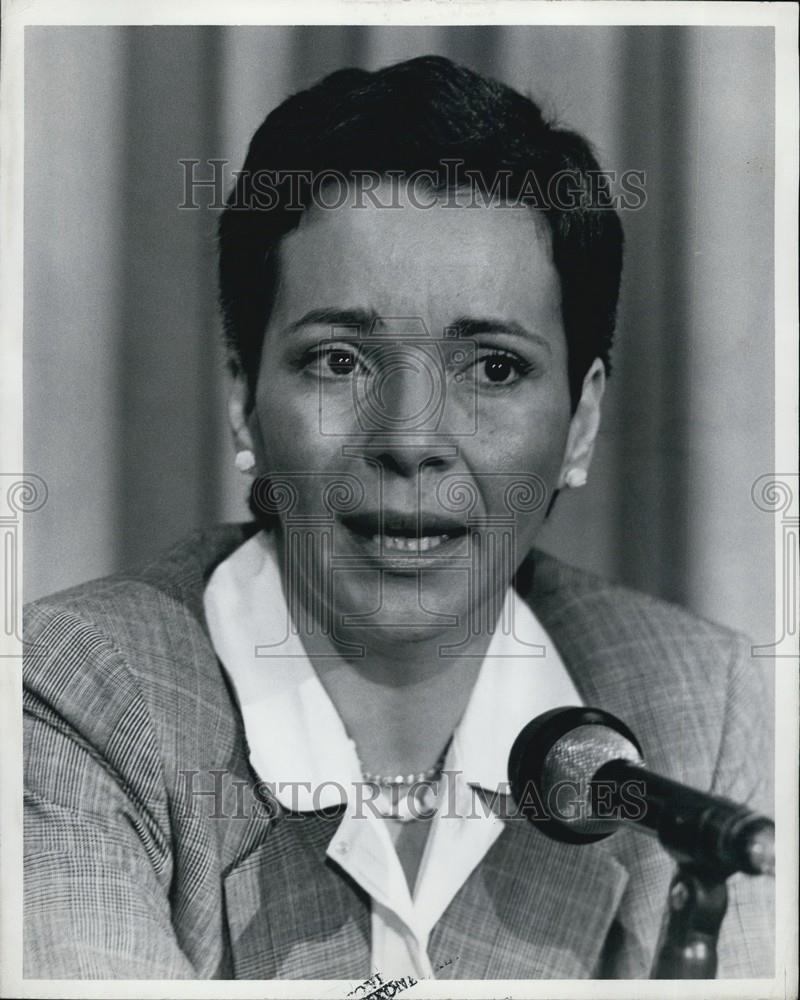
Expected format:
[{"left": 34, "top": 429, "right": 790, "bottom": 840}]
[
  {"left": 252, "top": 384, "right": 348, "bottom": 524},
  {"left": 477, "top": 395, "right": 571, "bottom": 473},
  {"left": 468, "top": 402, "right": 570, "bottom": 525},
  {"left": 252, "top": 380, "right": 328, "bottom": 472}
]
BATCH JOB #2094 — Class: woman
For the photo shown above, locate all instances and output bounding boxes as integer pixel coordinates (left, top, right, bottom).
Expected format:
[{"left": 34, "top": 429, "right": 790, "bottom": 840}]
[{"left": 23, "top": 56, "right": 773, "bottom": 981}]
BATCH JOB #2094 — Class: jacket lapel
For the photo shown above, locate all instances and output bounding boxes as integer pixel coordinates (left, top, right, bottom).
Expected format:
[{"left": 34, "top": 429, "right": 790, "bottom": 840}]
[
  {"left": 426, "top": 551, "right": 662, "bottom": 979},
  {"left": 223, "top": 811, "right": 370, "bottom": 979},
  {"left": 429, "top": 807, "right": 629, "bottom": 979},
  {"left": 502, "top": 550, "right": 674, "bottom": 977}
]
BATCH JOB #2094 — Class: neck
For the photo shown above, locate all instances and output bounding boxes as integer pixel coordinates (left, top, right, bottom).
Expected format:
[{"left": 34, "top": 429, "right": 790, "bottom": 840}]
[{"left": 304, "top": 624, "right": 494, "bottom": 779}]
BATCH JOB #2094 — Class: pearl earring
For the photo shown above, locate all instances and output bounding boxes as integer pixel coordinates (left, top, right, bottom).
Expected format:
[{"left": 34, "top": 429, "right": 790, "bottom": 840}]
[
  {"left": 234, "top": 449, "right": 256, "bottom": 473},
  {"left": 564, "top": 468, "right": 587, "bottom": 489}
]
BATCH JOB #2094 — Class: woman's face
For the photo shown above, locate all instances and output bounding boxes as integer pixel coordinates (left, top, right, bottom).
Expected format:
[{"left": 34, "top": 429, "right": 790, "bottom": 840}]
[{"left": 244, "top": 182, "right": 603, "bottom": 651}]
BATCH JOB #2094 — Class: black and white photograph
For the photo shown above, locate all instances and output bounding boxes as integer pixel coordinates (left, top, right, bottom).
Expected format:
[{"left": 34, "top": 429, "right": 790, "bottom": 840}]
[{"left": 1, "top": 2, "right": 797, "bottom": 996}]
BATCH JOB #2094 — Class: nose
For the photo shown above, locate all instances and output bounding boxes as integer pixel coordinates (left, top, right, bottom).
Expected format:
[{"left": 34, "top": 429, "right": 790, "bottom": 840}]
[
  {"left": 349, "top": 346, "right": 459, "bottom": 478},
  {"left": 359, "top": 344, "right": 443, "bottom": 432},
  {"left": 362, "top": 439, "right": 458, "bottom": 479}
]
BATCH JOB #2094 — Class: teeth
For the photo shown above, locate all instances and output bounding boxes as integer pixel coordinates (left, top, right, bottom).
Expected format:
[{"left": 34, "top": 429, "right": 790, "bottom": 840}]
[{"left": 373, "top": 534, "right": 451, "bottom": 553}]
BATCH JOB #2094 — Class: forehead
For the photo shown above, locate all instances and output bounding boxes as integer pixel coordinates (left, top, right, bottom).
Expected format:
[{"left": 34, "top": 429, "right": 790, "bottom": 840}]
[{"left": 272, "top": 181, "right": 563, "bottom": 334}]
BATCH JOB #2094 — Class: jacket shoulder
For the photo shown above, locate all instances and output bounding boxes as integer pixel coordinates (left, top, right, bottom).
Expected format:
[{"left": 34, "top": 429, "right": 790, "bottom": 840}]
[
  {"left": 523, "top": 547, "right": 744, "bottom": 663},
  {"left": 23, "top": 522, "right": 257, "bottom": 765},
  {"left": 521, "top": 549, "right": 767, "bottom": 788}
]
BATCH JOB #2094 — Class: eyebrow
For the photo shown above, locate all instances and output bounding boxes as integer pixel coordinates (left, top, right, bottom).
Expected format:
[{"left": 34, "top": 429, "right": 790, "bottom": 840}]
[
  {"left": 448, "top": 316, "right": 553, "bottom": 354},
  {"left": 280, "top": 308, "right": 552, "bottom": 353},
  {"left": 280, "top": 307, "right": 379, "bottom": 338}
]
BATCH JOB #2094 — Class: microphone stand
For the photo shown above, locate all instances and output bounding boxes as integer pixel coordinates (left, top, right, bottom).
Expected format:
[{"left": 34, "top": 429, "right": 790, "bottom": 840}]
[
  {"left": 508, "top": 708, "right": 774, "bottom": 979},
  {"left": 590, "top": 757, "right": 774, "bottom": 980},
  {"left": 651, "top": 861, "right": 730, "bottom": 978}
]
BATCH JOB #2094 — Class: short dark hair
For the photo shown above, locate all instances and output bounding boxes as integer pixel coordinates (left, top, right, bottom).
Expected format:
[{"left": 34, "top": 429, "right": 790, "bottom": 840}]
[{"left": 218, "top": 55, "right": 624, "bottom": 409}]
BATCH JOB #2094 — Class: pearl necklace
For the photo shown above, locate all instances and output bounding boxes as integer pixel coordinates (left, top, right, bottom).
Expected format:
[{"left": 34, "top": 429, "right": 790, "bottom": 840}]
[
  {"left": 361, "top": 761, "right": 444, "bottom": 787},
  {"left": 359, "top": 746, "right": 449, "bottom": 822}
]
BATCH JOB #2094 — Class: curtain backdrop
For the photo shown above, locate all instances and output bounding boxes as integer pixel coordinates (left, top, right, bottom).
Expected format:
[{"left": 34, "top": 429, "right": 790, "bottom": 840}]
[{"left": 24, "top": 25, "right": 775, "bottom": 644}]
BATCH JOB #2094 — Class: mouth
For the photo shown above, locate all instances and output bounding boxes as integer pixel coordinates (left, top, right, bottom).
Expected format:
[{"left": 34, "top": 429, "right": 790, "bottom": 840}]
[
  {"left": 340, "top": 511, "right": 470, "bottom": 561},
  {"left": 376, "top": 533, "right": 452, "bottom": 553}
]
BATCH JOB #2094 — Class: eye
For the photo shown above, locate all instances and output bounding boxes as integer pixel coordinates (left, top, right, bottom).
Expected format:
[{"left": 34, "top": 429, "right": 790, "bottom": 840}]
[
  {"left": 471, "top": 350, "right": 532, "bottom": 387},
  {"left": 326, "top": 349, "right": 356, "bottom": 376},
  {"left": 304, "top": 344, "right": 369, "bottom": 379}
]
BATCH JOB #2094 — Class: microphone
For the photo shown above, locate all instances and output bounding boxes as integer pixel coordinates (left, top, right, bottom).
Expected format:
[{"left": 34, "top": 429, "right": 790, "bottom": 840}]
[{"left": 508, "top": 707, "right": 774, "bottom": 877}]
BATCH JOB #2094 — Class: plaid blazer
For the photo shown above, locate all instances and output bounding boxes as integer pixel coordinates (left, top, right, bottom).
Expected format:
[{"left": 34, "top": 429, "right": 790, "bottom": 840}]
[{"left": 23, "top": 523, "right": 774, "bottom": 980}]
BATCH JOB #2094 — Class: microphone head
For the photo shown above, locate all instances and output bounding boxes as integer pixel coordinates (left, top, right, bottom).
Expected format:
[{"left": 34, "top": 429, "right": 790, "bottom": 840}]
[{"left": 508, "top": 707, "right": 644, "bottom": 844}]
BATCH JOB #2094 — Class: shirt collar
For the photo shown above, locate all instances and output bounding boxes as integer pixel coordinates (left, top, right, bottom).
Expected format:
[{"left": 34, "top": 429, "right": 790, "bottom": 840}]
[{"left": 203, "top": 530, "right": 582, "bottom": 809}]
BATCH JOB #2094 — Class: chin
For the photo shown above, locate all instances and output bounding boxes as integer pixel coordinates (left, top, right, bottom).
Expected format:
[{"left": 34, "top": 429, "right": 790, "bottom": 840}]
[{"left": 326, "top": 568, "right": 499, "bottom": 654}]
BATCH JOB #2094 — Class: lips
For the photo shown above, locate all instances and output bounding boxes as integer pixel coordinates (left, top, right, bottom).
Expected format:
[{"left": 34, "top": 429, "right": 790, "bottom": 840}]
[
  {"left": 341, "top": 510, "right": 469, "bottom": 539},
  {"left": 340, "top": 510, "right": 469, "bottom": 560}
]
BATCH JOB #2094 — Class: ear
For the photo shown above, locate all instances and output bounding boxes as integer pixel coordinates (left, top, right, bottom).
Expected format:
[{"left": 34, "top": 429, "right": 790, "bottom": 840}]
[
  {"left": 228, "top": 375, "right": 258, "bottom": 456},
  {"left": 558, "top": 358, "right": 606, "bottom": 488}
]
